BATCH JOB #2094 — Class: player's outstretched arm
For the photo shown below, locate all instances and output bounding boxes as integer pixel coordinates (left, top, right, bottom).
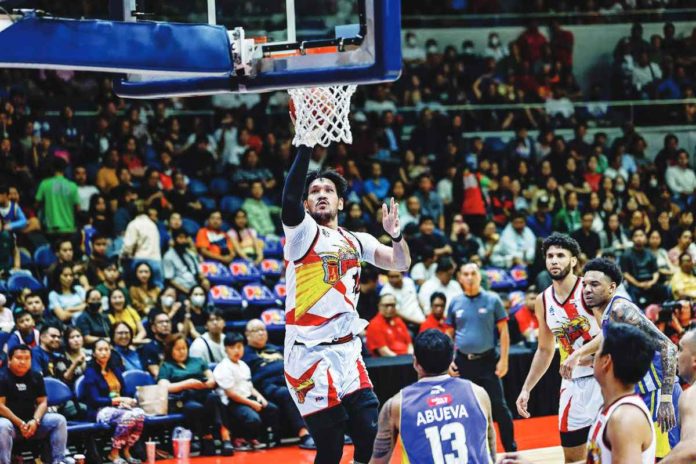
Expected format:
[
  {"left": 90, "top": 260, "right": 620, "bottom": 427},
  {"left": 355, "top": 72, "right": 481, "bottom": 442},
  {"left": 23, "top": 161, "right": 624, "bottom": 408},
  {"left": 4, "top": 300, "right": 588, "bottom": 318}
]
[
  {"left": 281, "top": 145, "right": 312, "bottom": 227},
  {"left": 369, "top": 395, "right": 400, "bottom": 464},
  {"left": 373, "top": 197, "right": 411, "bottom": 271},
  {"left": 517, "top": 294, "right": 555, "bottom": 418},
  {"left": 661, "top": 387, "right": 696, "bottom": 463},
  {"left": 608, "top": 299, "right": 678, "bottom": 432}
]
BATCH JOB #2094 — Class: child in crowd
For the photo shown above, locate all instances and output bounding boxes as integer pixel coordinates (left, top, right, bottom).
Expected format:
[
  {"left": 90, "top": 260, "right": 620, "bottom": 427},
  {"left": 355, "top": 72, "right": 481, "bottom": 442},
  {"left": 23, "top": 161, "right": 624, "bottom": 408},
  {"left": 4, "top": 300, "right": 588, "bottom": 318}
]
[{"left": 213, "top": 332, "right": 280, "bottom": 451}]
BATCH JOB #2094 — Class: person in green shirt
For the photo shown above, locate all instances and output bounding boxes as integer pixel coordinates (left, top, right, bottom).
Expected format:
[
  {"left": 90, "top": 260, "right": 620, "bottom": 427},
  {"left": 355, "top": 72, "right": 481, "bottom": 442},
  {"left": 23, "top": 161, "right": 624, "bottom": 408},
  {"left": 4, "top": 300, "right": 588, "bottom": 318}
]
[
  {"left": 35, "top": 157, "right": 79, "bottom": 235},
  {"left": 554, "top": 190, "right": 582, "bottom": 233},
  {"left": 242, "top": 181, "right": 280, "bottom": 237},
  {"left": 157, "top": 333, "right": 229, "bottom": 456}
]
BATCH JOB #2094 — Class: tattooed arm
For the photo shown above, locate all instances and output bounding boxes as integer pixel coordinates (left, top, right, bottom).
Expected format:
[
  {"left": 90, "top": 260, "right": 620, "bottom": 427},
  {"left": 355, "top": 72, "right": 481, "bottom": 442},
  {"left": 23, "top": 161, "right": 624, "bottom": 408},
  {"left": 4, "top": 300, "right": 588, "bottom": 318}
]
[
  {"left": 608, "top": 298, "right": 678, "bottom": 432},
  {"left": 369, "top": 394, "right": 401, "bottom": 464}
]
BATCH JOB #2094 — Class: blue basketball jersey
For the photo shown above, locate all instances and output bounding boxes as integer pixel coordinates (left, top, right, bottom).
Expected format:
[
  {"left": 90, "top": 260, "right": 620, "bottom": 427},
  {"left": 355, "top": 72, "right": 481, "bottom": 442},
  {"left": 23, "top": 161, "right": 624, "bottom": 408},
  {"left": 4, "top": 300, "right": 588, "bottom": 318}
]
[{"left": 399, "top": 375, "right": 492, "bottom": 464}]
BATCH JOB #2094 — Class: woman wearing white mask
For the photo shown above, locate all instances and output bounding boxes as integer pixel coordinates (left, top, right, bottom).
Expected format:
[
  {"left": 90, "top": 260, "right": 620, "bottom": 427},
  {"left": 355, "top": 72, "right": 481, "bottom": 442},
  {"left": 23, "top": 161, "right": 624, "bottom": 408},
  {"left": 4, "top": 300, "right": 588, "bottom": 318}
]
[
  {"left": 176, "top": 285, "right": 211, "bottom": 340},
  {"left": 483, "top": 32, "right": 508, "bottom": 62}
]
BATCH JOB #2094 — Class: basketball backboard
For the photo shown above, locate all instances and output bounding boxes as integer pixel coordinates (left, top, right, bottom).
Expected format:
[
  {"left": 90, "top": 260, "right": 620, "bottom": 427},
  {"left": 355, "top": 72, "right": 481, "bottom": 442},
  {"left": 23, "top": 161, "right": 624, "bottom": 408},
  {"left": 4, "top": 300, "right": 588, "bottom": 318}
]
[{"left": 0, "top": 0, "right": 401, "bottom": 97}]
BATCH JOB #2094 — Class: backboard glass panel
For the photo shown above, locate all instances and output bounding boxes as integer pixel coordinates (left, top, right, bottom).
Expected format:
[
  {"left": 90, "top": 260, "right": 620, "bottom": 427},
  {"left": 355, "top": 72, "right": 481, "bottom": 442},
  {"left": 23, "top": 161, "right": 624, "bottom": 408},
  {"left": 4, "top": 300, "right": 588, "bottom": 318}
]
[{"left": 138, "top": 0, "right": 360, "bottom": 44}]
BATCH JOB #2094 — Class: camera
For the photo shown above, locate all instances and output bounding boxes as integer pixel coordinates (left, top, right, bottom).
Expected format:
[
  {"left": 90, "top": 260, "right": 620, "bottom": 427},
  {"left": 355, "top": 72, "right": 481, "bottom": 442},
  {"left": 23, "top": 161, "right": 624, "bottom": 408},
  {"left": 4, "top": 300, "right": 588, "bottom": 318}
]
[{"left": 658, "top": 300, "right": 688, "bottom": 323}]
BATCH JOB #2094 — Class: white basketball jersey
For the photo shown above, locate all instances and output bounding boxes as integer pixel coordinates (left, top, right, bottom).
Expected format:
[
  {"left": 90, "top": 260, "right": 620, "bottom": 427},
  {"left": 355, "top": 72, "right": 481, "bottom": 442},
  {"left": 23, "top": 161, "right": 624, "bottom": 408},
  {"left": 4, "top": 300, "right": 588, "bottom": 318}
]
[
  {"left": 542, "top": 277, "right": 600, "bottom": 378},
  {"left": 283, "top": 214, "right": 379, "bottom": 348},
  {"left": 586, "top": 394, "right": 655, "bottom": 464}
]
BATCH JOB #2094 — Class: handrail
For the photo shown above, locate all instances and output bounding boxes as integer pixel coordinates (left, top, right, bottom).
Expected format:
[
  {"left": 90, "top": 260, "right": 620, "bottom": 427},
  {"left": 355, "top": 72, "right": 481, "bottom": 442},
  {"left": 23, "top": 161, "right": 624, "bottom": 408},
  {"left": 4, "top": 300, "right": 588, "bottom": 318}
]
[{"left": 402, "top": 7, "right": 696, "bottom": 22}]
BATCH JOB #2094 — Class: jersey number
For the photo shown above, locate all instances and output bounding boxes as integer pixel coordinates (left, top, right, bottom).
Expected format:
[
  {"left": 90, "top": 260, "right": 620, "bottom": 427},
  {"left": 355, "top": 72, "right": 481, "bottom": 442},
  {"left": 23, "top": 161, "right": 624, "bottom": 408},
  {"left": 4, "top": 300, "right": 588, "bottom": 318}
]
[{"left": 424, "top": 423, "right": 468, "bottom": 464}]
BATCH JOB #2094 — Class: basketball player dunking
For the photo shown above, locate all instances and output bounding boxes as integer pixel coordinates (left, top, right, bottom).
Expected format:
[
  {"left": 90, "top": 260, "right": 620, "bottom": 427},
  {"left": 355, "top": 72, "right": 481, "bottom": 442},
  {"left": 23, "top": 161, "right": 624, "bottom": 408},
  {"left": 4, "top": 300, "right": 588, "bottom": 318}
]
[
  {"left": 516, "top": 233, "right": 603, "bottom": 463},
  {"left": 281, "top": 138, "right": 411, "bottom": 464}
]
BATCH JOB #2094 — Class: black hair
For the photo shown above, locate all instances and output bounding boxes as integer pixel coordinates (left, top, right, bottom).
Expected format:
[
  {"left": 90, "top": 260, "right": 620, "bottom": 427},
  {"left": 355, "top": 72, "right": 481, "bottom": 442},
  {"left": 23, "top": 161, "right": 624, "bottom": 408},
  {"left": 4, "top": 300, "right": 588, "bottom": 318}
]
[
  {"left": 601, "top": 322, "right": 658, "bottom": 385},
  {"left": 207, "top": 309, "right": 225, "bottom": 322},
  {"left": 583, "top": 257, "right": 623, "bottom": 285},
  {"left": 435, "top": 257, "right": 455, "bottom": 274},
  {"left": 631, "top": 227, "right": 647, "bottom": 238},
  {"left": 14, "top": 309, "right": 32, "bottom": 322},
  {"left": 224, "top": 332, "right": 245, "bottom": 347},
  {"left": 8, "top": 344, "right": 32, "bottom": 359},
  {"left": 414, "top": 330, "right": 454, "bottom": 375},
  {"left": 0, "top": 184, "right": 8, "bottom": 195},
  {"left": 52, "top": 237, "right": 73, "bottom": 253},
  {"left": 39, "top": 324, "right": 61, "bottom": 336},
  {"left": 304, "top": 169, "right": 348, "bottom": 200},
  {"left": 360, "top": 265, "right": 379, "bottom": 283},
  {"left": 418, "top": 215, "right": 435, "bottom": 226},
  {"left": 542, "top": 232, "right": 581, "bottom": 258},
  {"left": 430, "top": 292, "right": 447, "bottom": 305}
]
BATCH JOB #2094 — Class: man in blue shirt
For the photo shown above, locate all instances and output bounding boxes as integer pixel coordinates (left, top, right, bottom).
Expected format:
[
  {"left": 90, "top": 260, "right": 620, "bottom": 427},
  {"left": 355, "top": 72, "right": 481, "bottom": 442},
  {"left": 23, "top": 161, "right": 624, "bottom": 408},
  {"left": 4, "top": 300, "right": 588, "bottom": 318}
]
[{"left": 446, "top": 262, "right": 517, "bottom": 452}]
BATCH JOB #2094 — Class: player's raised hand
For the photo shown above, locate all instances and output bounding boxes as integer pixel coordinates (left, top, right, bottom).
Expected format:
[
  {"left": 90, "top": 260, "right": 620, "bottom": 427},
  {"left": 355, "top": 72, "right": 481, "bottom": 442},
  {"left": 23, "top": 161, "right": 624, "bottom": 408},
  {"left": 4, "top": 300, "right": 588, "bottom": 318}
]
[
  {"left": 382, "top": 197, "right": 401, "bottom": 239},
  {"left": 516, "top": 389, "right": 531, "bottom": 419}
]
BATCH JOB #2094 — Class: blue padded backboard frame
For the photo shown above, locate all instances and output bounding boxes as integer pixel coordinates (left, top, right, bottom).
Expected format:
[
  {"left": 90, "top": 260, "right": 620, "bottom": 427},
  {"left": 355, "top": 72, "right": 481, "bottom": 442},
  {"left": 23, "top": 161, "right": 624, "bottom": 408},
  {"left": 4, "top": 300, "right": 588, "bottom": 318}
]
[{"left": 112, "top": 0, "right": 401, "bottom": 98}]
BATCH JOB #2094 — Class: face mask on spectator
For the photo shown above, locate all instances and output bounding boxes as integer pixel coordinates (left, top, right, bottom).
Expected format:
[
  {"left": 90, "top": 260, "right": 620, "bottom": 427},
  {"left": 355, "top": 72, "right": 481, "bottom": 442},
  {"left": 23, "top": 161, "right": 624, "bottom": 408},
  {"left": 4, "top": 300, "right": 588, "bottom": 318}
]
[
  {"left": 649, "top": 178, "right": 658, "bottom": 187},
  {"left": 407, "top": 37, "right": 416, "bottom": 47},
  {"left": 490, "top": 36, "right": 500, "bottom": 47},
  {"left": 88, "top": 302, "right": 101, "bottom": 313},
  {"left": 191, "top": 295, "right": 206, "bottom": 307},
  {"left": 161, "top": 296, "right": 175, "bottom": 307},
  {"left": 615, "top": 184, "right": 625, "bottom": 193}
]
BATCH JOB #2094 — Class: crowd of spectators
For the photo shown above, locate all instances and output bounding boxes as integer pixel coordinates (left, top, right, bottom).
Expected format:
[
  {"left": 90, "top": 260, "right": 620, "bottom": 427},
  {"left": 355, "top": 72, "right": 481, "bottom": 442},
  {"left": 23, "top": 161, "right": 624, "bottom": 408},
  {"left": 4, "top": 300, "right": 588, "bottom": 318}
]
[{"left": 2, "top": 8, "right": 696, "bottom": 461}]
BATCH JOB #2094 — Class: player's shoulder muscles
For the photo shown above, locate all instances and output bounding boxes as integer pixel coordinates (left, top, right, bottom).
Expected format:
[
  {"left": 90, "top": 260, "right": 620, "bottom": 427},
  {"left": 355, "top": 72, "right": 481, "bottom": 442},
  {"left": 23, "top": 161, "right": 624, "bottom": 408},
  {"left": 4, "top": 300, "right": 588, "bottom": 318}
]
[
  {"left": 606, "top": 403, "right": 652, "bottom": 461},
  {"left": 283, "top": 213, "right": 318, "bottom": 261}
]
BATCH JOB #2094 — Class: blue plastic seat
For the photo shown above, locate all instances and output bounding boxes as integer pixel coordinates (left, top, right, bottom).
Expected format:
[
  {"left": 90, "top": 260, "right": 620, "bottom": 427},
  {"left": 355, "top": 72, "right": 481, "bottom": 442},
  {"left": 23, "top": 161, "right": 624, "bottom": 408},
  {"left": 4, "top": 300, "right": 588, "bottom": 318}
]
[
  {"left": 209, "top": 285, "right": 244, "bottom": 310},
  {"left": 181, "top": 218, "right": 201, "bottom": 237},
  {"left": 242, "top": 283, "right": 278, "bottom": 307},
  {"left": 261, "top": 236, "right": 283, "bottom": 258},
  {"left": 199, "top": 196, "right": 217, "bottom": 211},
  {"left": 229, "top": 259, "right": 262, "bottom": 283},
  {"left": 187, "top": 178, "right": 209, "bottom": 196},
  {"left": 273, "top": 282, "right": 286, "bottom": 303},
  {"left": 33, "top": 244, "right": 57, "bottom": 270},
  {"left": 18, "top": 248, "right": 32, "bottom": 268},
  {"left": 259, "top": 258, "right": 283, "bottom": 278},
  {"left": 209, "top": 177, "right": 231, "bottom": 196},
  {"left": 199, "top": 261, "right": 235, "bottom": 286},
  {"left": 220, "top": 195, "right": 244, "bottom": 214},
  {"left": 7, "top": 273, "right": 43, "bottom": 294},
  {"left": 44, "top": 377, "right": 110, "bottom": 434}
]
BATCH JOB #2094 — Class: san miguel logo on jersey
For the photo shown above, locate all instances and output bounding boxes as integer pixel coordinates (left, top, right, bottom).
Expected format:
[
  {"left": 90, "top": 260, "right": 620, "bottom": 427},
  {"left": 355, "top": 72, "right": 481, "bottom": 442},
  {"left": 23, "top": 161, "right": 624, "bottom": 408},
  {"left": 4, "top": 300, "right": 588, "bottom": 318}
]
[
  {"left": 320, "top": 247, "right": 359, "bottom": 285},
  {"left": 552, "top": 315, "right": 591, "bottom": 354},
  {"left": 285, "top": 360, "right": 320, "bottom": 404}
]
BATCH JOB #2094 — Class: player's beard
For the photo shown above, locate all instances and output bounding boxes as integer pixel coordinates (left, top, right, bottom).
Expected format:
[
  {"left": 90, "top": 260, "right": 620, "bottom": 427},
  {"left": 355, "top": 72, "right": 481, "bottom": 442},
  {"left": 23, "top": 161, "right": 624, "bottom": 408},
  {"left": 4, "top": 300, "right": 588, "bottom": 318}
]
[
  {"left": 549, "top": 263, "right": 572, "bottom": 281},
  {"left": 310, "top": 207, "right": 337, "bottom": 226}
]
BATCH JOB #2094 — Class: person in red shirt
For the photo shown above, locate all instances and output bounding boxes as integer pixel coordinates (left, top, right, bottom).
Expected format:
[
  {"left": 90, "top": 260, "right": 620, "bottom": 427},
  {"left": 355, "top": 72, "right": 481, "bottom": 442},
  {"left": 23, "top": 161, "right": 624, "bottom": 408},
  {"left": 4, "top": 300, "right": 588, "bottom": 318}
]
[
  {"left": 419, "top": 292, "right": 452, "bottom": 334},
  {"left": 366, "top": 294, "right": 413, "bottom": 356},
  {"left": 517, "top": 22, "right": 548, "bottom": 63}
]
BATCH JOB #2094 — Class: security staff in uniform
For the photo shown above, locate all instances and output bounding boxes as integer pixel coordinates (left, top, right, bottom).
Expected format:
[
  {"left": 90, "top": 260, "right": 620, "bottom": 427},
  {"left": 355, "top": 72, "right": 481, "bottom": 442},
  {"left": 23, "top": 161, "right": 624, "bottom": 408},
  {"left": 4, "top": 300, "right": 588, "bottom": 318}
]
[{"left": 446, "top": 262, "right": 517, "bottom": 451}]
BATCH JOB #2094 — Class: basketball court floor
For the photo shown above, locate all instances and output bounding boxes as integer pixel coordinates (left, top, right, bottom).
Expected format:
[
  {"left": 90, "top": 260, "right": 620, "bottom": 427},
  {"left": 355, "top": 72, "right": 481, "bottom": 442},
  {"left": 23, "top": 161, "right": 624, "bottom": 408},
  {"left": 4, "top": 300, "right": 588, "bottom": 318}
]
[{"left": 157, "top": 416, "right": 564, "bottom": 463}]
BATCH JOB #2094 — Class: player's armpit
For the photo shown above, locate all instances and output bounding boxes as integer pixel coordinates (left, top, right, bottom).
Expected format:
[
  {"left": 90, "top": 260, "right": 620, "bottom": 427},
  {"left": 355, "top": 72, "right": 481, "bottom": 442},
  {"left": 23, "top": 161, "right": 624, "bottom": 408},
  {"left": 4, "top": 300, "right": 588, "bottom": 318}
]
[{"left": 369, "top": 396, "right": 399, "bottom": 464}]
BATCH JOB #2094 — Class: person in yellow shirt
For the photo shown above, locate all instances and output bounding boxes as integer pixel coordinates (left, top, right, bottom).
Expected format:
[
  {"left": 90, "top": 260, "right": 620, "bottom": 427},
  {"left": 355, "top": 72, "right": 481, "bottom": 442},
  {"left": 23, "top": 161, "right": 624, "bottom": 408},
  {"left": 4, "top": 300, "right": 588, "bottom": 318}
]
[
  {"left": 670, "top": 252, "right": 696, "bottom": 299},
  {"left": 107, "top": 288, "right": 149, "bottom": 345}
]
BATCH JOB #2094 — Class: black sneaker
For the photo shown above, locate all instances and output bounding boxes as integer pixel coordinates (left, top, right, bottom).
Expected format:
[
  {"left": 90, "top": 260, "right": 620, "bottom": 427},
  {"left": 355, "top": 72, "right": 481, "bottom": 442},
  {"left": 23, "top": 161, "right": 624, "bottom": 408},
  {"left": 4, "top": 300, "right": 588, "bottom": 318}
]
[{"left": 201, "top": 438, "right": 217, "bottom": 456}]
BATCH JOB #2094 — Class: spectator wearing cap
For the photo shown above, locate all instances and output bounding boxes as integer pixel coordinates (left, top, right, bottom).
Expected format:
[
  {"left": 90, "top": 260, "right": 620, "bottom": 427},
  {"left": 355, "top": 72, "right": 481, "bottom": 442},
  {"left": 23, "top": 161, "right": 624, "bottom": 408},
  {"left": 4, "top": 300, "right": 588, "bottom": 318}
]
[
  {"left": 526, "top": 196, "right": 553, "bottom": 239},
  {"left": 380, "top": 271, "right": 424, "bottom": 329},
  {"left": 242, "top": 319, "right": 316, "bottom": 449},
  {"left": 419, "top": 292, "right": 452, "bottom": 334},
  {"left": 492, "top": 212, "right": 536, "bottom": 268},
  {"left": 121, "top": 200, "right": 163, "bottom": 287},
  {"left": 366, "top": 294, "right": 413, "bottom": 357},
  {"left": 417, "top": 257, "right": 463, "bottom": 313},
  {"left": 164, "top": 229, "right": 207, "bottom": 294},
  {"left": 196, "top": 210, "right": 235, "bottom": 265}
]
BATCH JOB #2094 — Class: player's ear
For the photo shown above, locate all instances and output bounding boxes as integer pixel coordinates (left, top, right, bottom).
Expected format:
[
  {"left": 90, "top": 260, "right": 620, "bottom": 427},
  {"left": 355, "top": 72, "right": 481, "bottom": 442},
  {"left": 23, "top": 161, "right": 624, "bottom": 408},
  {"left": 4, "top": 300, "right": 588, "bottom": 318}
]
[
  {"left": 570, "top": 256, "right": 578, "bottom": 268},
  {"left": 303, "top": 199, "right": 309, "bottom": 210},
  {"left": 337, "top": 197, "right": 344, "bottom": 211}
]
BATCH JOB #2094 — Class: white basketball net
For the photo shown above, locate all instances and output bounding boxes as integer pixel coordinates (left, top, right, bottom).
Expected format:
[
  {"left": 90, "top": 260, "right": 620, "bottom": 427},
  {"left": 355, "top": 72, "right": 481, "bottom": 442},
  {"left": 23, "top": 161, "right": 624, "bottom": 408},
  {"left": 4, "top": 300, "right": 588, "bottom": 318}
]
[{"left": 289, "top": 85, "right": 357, "bottom": 147}]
